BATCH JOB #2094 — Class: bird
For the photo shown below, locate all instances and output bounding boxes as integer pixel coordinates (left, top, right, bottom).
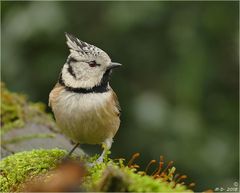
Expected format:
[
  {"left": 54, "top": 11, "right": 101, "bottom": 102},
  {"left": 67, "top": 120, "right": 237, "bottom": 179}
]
[{"left": 49, "top": 33, "right": 121, "bottom": 163}]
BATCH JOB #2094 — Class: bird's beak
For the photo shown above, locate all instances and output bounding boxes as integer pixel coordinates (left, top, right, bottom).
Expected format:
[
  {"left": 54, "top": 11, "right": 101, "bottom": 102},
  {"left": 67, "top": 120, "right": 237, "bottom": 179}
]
[{"left": 107, "top": 62, "right": 122, "bottom": 70}]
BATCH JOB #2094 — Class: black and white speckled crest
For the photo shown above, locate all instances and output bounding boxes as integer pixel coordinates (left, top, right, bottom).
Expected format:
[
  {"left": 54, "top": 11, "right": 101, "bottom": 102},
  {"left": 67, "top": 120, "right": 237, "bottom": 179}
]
[{"left": 65, "top": 32, "right": 102, "bottom": 56}]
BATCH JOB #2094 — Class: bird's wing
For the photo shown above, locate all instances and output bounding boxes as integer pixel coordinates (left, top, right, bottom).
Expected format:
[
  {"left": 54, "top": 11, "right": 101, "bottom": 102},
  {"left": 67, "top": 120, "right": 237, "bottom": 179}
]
[
  {"left": 111, "top": 89, "right": 121, "bottom": 117},
  {"left": 48, "top": 83, "right": 65, "bottom": 108}
]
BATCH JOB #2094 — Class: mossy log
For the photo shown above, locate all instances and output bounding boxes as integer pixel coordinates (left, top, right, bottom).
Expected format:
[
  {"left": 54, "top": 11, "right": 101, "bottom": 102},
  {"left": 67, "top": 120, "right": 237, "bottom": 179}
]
[{"left": 0, "top": 149, "right": 193, "bottom": 192}]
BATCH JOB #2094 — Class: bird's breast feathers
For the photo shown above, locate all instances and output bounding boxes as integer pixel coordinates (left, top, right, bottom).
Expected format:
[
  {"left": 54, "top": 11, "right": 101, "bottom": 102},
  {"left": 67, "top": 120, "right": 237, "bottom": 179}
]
[{"left": 49, "top": 84, "right": 120, "bottom": 144}]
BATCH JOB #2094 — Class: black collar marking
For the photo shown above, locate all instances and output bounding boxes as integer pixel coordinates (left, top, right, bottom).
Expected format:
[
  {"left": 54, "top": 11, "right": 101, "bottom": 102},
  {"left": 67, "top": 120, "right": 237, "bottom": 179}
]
[{"left": 59, "top": 69, "right": 112, "bottom": 94}]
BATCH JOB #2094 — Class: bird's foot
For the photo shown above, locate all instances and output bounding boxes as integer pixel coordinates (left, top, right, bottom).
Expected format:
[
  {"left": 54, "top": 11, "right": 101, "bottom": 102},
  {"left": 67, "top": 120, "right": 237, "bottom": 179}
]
[
  {"left": 96, "top": 154, "right": 104, "bottom": 163},
  {"left": 86, "top": 154, "right": 104, "bottom": 167}
]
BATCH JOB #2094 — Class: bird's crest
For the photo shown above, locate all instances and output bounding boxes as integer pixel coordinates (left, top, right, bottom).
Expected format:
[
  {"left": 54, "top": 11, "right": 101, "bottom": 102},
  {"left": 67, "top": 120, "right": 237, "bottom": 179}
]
[{"left": 65, "top": 32, "right": 102, "bottom": 55}]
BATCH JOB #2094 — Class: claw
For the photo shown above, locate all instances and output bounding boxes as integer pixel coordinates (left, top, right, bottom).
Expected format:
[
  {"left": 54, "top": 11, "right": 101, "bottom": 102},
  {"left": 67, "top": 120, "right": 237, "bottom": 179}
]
[{"left": 96, "top": 154, "right": 104, "bottom": 163}]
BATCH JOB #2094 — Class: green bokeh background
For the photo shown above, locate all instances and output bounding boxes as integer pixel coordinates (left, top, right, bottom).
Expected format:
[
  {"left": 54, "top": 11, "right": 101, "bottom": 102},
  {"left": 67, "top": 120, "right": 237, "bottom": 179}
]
[{"left": 1, "top": 1, "right": 239, "bottom": 191}]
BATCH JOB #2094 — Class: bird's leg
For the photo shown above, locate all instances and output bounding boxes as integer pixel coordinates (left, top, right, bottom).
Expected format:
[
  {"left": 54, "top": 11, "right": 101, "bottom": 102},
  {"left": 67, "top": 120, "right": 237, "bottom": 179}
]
[
  {"left": 68, "top": 143, "right": 80, "bottom": 156},
  {"left": 63, "top": 143, "right": 80, "bottom": 160},
  {"left": 96, "top": 138, "right": 112, "bottom": 163}
]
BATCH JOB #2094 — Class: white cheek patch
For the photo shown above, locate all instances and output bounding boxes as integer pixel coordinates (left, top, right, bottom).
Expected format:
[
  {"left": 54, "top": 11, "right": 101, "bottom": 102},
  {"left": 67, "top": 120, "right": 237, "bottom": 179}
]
[
  {"left": 73, "top": 63, "right": 89, "bottom": 80},
  {"left": 62, "top": 63, "right": 104, "bottom": 89}
]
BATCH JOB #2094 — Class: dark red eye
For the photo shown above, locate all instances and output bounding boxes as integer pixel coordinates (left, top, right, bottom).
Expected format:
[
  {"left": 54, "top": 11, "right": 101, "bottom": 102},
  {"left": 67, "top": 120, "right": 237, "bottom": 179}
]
[{"left": 89, "top": 61, "right": 100, "bottom": 67}]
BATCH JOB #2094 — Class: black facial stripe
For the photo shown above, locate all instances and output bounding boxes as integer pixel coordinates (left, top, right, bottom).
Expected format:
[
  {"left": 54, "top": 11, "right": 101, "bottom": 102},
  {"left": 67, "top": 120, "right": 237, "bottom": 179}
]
[
  {"left": 58, "top": 72, "right": 64, "bottom": 85},
  {"left": 67, "top": 64, "right": 76, "bottom": 78},
  {"left": 101, "top": 69, "right": 112, "bottom": 86},
  {"left": 67, "top": 56, "right": 78, "bottom": 64},
  {"left": 58, "top": 69, "right": 112, "bottom": 94}
]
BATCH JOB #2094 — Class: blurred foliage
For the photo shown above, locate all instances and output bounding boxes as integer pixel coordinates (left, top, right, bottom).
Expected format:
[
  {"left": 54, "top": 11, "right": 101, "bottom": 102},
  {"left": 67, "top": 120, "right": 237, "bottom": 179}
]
[
  {"left": 1, "top": 82, "right": 25, "bottom": 135},
  {"left": 1, "top": 1, "right": 239, "bottom": 191},
  {"left": 0, "top": 82, "right": 55, "bottom": 148}
]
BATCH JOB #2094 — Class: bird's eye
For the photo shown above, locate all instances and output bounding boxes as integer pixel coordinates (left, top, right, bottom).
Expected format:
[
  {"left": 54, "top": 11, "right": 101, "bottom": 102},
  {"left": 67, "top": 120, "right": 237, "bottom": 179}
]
[{"left": 88, "top": 61, "right": 100, "bottom": 67}]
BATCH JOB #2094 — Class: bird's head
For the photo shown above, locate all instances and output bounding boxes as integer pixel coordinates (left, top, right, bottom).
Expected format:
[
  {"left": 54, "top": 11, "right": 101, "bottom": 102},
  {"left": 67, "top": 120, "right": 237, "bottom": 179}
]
[{"left": 60, "top": 33, "right": 121, "bottom": 90}]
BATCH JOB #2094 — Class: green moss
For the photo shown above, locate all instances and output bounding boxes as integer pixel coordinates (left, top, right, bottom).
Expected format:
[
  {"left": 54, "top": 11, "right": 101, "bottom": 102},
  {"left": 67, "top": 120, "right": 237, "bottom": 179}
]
[
  {"left": 84, "top": 152, "right": 193, "bottom": 192},
  {"left": 0, "top": 82, "right": 26, "bottom": 135},
  {"left": 83, "top": 156, "right": 109, "bottom": 190},
  {"left": 0, "top": 149, "right": 66, "bottom": 192},
  {"left": 0, "top": 82, "right": 56, "bottom": 146},
  {"left": 126, "top": 168, "right": 190, "bottom": 192},
  {"left": 0, "top": 149, "right": 193, "bottom": 192}
]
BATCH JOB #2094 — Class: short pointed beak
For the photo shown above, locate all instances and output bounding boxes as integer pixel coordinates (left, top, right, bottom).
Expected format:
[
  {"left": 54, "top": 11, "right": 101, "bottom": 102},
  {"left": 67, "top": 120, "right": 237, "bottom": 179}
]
[{"left": 108, "top": 62, "right": 122, "bottom": 70}]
